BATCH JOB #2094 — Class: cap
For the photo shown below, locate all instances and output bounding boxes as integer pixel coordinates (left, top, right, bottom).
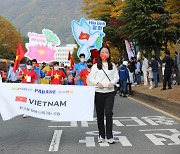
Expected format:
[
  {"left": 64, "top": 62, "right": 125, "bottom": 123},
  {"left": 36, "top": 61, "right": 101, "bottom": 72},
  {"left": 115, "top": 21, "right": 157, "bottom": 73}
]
[{"left": 123, "top": 61, "right": 128, "bottom": 66}]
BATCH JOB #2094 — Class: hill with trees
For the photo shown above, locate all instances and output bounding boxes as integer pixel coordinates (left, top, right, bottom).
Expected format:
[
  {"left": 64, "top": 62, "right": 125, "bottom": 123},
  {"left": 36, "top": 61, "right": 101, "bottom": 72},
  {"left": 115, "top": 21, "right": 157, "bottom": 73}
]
[{"left": 0, "top": 0, "right": 86, "bottom": 45}]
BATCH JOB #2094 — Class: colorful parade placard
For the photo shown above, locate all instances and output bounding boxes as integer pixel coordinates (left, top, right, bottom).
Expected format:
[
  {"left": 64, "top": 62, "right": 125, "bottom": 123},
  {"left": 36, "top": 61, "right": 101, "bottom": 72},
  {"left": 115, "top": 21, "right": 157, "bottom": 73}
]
[
  {"left": 25, "top": 29, "right": 61, "bottom": 63},
  {"left": 72, "top": 18, "right": 106, "bottom": 61}
]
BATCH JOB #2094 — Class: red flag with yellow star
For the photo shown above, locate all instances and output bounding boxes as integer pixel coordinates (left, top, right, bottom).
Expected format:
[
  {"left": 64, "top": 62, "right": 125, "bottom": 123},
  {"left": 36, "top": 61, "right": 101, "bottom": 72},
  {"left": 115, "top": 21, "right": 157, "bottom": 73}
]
[
  {"left": 68, "top": 51, "right": 74, "bottom": 69},
  {"left": 13, "top": 42, "right": 25, "bottom": 73}
]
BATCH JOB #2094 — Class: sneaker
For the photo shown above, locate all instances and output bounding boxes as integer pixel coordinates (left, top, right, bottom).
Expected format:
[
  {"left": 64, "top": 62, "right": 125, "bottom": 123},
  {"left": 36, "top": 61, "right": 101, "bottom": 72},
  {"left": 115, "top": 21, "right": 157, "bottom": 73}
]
[
  {"left": 149, "top": 87, "right": 153, "bottom": 89},
  {"left": 98, "top": 136, "right": 105, "bottom": 143},
  {"left": 107, "top": 138, "right": 115, "bottom": 144},
  {"left": 123, "top": 94, "right": 127, "bottom": 97}
]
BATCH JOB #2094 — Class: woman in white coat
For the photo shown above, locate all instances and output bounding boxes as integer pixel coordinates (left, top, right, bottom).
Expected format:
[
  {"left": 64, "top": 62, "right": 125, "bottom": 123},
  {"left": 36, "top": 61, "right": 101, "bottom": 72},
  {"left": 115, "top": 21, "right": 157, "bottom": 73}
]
[{"left": 89, "top": 46, "right": 119, "bottom": 144}]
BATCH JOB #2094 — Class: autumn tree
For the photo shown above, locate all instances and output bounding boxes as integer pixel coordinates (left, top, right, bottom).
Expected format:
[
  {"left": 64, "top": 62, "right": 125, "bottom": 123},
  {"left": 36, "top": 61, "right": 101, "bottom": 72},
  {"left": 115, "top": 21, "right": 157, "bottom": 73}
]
[
  {"left": 120, "top": 0, "right": 177, "bottom": 58},
  {"left": 82, "top": 0, "right": 126, "bottom": 51},
  {"left": 165, "top": 0, "right": 180, "bottom": 43},
  {"left": 0, "top": 16, "right": 23, "bottom": 59}
]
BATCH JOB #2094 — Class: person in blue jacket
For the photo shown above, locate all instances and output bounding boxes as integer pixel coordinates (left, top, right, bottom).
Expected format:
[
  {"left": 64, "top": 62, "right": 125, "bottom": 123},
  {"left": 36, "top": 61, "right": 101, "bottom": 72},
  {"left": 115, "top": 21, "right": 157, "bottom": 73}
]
[
  {"left": 32, "top": 59, "right": 45, "bottom": 84},
  {"left": 118, "top": 61, "right": 130, "bottom": 97}
]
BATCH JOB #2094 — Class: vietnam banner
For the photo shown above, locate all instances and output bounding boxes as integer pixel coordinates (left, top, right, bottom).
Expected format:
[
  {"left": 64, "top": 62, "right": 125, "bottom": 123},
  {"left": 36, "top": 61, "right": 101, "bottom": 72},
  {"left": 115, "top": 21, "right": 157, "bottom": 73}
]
[{"left": 0, "top": 83, "right": 95, "bottom": 121}]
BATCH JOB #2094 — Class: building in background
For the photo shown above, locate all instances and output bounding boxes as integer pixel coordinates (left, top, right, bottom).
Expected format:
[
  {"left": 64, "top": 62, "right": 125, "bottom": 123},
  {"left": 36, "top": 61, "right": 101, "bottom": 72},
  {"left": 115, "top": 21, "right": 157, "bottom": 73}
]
[{"left": 55, "top": 44, "right": 77, "bottom": 66}]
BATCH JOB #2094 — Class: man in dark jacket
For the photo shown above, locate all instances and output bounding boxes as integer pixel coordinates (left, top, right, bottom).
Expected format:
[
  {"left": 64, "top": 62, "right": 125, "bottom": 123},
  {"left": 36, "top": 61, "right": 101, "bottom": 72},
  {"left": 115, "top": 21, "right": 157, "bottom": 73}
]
[
  {"left": 118, "top": 61, "right": 130, "bottom": 97},
  {"left": 128, "top": 57, "right": 136, "bottom": 86},
  {"left": 161, "top": 50, "right": 174, "bottom": 90}
]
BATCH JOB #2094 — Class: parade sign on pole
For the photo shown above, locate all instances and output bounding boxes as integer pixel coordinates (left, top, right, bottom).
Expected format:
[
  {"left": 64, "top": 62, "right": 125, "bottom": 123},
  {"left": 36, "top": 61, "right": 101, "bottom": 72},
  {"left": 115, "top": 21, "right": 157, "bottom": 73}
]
[
  {"left": 125, "top": 40, "right": 135, "bottom": 60},
  {"left": 25, "top": 29, "right": 61, "bottom": 63},
  {"left": 0, "top": 83, "right": 95, "bottom": 121},
  {"left": 72, "top": 18, "right": 106, "bottom": 61}
]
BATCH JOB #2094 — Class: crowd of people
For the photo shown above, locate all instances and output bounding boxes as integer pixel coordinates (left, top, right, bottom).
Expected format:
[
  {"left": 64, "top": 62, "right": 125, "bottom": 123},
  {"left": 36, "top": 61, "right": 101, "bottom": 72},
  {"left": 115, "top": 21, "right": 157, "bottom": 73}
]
[
  {"left": 0, "top": 47, "right": 179, "bottom": 144},
  {"left": 0, "top": 50, "right": 179, "bottom": 93}
]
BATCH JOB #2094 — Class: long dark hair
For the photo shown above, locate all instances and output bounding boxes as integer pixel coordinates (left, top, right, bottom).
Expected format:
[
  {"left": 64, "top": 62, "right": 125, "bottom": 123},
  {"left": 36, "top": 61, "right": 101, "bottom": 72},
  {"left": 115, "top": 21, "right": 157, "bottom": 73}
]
[{"left": 97, "top": 46, "right": 113, "bottom": 70}]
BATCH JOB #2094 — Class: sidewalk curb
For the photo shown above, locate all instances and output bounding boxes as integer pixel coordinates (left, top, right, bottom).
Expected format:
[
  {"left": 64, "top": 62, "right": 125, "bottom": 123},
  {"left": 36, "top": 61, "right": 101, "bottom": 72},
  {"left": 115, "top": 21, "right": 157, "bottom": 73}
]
[{"left": 131, "top": 91, "right": 180, "bottom": 118}]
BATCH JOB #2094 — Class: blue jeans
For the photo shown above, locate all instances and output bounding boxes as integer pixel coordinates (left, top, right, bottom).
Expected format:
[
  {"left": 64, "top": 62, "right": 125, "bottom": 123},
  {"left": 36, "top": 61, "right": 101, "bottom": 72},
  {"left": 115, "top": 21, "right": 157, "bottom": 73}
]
[
  {"left": 120, "top": 80, "right": 127, "bottom": 95},
  {"left": 153, "top": 72, "right": 158, "bottom": 87}
]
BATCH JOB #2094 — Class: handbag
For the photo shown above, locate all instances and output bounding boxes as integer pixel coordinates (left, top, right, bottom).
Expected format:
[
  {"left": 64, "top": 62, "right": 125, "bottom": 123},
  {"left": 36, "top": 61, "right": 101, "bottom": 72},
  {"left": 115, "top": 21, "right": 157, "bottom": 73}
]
[{"left": 102, "top": 68, "right": 118, "bottom": 94}]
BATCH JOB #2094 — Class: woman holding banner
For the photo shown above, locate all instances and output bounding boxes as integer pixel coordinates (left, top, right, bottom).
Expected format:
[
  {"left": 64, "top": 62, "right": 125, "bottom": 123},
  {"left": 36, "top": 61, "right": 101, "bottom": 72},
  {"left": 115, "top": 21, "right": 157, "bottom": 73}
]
[{"left": 89, "top": 46, "right": 119, "bottom": 144}]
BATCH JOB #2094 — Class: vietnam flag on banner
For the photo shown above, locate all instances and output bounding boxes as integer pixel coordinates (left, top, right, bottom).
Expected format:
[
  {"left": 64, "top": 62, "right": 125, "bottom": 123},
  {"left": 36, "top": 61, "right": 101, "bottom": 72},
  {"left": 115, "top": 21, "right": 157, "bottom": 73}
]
[
  {"left": 13, "top": 42, "right": 25, "bottom": 73},
  {"left": 15, "top": 96, "right": 27, "bottom": 103},
  {"left": 68, "top": 51, "right": 74, "bottom": 69}
]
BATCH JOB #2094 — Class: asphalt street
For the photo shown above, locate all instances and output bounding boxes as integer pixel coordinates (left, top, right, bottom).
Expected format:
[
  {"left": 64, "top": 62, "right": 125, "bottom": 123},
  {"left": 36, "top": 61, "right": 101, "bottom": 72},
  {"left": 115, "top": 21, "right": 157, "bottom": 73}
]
[{"left": 0, "top": 95, "right": 179, "bottom": 154}]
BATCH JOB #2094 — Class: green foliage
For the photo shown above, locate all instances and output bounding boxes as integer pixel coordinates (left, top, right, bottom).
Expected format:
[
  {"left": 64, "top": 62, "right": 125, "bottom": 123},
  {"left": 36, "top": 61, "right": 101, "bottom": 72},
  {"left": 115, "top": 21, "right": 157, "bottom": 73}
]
[
  {"left": 120, "top": 0, "right": 179, "bottom": 58},
  {"left": 0, "top": 16, "right": 23, "bottom": 59}
]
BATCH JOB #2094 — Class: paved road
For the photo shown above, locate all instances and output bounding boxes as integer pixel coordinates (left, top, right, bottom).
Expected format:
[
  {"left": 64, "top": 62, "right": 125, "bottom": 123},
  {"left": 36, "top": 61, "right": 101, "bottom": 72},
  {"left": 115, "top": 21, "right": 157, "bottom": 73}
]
[{"left": 0, "top": 96, "right": 179, "bottom": 154}]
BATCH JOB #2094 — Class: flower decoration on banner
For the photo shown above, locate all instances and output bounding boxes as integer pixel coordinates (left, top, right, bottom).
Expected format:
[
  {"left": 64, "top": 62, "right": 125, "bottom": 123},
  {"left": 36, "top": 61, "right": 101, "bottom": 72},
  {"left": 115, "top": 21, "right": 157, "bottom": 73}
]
[
  {"left": 72, "top": 18, "right": 106, "bottom": 61},
  {"left": 25, "top": 29, "right": 61, "bottom": 63}
]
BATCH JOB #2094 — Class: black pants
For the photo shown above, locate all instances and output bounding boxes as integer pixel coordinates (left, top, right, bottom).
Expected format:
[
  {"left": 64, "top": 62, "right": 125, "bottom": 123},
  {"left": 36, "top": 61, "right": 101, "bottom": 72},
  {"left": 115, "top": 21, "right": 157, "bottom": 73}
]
[
  {"left": 163, "top": 70, "right": 172, "bottom": 89},
  {"left": 95, "top": 92, "right": 115, "bottom": 139}
]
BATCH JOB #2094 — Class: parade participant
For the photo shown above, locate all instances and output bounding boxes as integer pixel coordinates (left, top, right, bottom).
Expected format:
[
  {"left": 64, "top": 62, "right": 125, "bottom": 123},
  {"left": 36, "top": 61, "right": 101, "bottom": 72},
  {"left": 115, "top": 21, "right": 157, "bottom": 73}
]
[
  {"left": 74, "top": 53, "right": 87, "bottom": 85},
  {"left": 118, "top": 61, "right": 130, "bottom": 97},
  {"left": 89, "top": 46, "right": 119, "bottom": 144},
  {"left": 46, "top": 62, "right": 66, "bottom": 84},
  {"left": 18, "top": 60, "right": 38, "bottom": 84},
  {"left": 66, "top": 68, "right": 74, "bottom": 85},
  {"left": 32, "top": 59, "right": 45, "bottom": 84},
  {"left": 0, "top": 68, "right": 6, "bottom": 82},
  {"left": 40, "top": 62, "right": 50, "bottom": 84},
  {"left": 7, "top": 63, "right": 19, "bottom": 83},
  {"left": 79, "top": 60, "right": 93, "bottom": 86},
  {"left": 18, "top": 60, "right": 38, "bottom": 118},
  {"left": 161, "top": 50, "right": 174, "bottom": 90}
]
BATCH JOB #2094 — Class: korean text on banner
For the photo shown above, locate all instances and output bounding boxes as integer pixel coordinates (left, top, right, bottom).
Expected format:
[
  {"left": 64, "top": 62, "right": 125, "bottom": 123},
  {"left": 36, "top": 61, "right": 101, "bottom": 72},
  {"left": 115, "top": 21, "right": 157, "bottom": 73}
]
[{"left": 0, "top": 83, "right": 95, "bottom": 121}]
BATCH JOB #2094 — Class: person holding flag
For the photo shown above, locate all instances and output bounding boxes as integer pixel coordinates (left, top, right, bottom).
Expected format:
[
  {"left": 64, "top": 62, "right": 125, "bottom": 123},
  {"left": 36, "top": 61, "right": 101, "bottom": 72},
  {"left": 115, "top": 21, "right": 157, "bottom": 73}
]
[
  {"left": 18, "top": 60, "right": 38, "bottom": 84},
  {"left": 18, "top": 60, "right": 38, "bottom": 118},
  {"left": 7, "top": 63, "right": 19, "bottom": 83}
]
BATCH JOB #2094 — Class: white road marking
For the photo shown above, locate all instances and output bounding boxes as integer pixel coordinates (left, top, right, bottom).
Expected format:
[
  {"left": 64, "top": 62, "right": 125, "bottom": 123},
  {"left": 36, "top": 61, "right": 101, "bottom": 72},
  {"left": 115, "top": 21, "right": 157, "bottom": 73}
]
[
  {"left": 116, "top": 136, "right": 132, "bottom": 146},
  {"left": 99, "top": 142, "right": 109, "bottom": 146},
  {"left": 79, "top": 137, "right": 95, "bottom": 147},
  {"left": 49, "top": 130, "right": 62, "bottom": 152},
  {"left": 129, "top": 97, "right": 180, "bottom": 121}
]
